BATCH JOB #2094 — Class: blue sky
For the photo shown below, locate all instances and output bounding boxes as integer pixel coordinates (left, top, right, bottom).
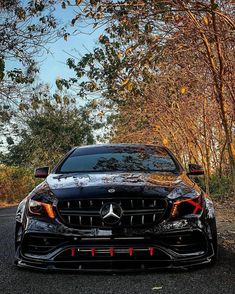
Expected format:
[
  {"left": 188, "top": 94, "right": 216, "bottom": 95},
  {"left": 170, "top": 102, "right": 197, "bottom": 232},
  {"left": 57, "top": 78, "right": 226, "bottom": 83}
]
[
  {"left": 4, "top": 2, "right": 105, "bottom": 91},
  {"left": 37, "top": 3, "right": 103, "bottom": 90}
]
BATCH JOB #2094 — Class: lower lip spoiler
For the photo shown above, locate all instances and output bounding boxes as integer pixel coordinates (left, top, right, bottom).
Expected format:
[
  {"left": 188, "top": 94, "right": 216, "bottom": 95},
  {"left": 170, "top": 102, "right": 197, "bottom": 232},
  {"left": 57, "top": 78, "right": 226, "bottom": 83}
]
[{"left": 16, "top": 256, "right": 214, "bottom": 272}]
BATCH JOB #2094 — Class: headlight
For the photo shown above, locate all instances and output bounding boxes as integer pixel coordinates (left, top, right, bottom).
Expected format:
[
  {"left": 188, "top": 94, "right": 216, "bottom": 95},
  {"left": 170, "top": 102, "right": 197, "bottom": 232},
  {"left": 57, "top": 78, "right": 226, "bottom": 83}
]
[
  {"left": 170, "top": 194, "right": 203, "bottom": 218},
  {"left": 28, "top": 182, "right": 56, "bottom": 219},
  {"left": 28, "top": 199, "right": 55, "bottom": 219}
]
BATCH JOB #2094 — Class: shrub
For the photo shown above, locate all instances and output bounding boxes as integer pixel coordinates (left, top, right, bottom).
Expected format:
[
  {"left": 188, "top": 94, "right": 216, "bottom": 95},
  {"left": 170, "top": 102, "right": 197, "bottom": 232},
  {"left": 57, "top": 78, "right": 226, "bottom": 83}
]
[
  {"left": 194, "top": 174, "right": 231, "bottom": 199},
  {"left": 0, "top": 165, "right": 40, "bottom": 204}
]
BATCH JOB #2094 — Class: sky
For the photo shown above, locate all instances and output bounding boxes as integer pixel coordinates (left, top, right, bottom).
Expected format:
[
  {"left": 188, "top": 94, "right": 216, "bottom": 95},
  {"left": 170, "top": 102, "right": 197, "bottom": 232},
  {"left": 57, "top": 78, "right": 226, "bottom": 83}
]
[{"left": 36, "top": 3, "right": 103, "bottom": 90}]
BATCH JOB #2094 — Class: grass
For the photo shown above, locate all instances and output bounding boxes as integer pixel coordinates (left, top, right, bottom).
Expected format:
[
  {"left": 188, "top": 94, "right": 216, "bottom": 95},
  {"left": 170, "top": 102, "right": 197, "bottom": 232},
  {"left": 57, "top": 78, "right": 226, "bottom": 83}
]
[{"left": 0, "top": 201, "right": 19, "bottom": 208}]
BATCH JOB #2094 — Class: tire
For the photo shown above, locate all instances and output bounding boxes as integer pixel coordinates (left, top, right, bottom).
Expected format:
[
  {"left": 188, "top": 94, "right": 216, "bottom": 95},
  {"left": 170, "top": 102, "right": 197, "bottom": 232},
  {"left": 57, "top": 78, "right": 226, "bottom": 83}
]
[{"left": 209, "top": 218, "right": 218, "bottom": 264}]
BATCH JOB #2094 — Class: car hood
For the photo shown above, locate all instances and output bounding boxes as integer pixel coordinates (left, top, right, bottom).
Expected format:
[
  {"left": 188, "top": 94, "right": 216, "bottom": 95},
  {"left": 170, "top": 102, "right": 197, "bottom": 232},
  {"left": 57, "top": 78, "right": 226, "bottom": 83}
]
[{"left": 45, "top": 172, "right": 198, "bottom": 200}]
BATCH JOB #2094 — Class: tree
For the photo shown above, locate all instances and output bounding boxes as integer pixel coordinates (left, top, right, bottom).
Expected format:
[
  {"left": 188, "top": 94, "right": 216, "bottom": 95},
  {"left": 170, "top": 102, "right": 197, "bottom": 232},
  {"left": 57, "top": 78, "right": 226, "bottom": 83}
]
[
  {"left": 0, "top": 0, "right": 59, "bottom": 116},
  {"left": 2, "top": 93, "right": 96, "bottom": 167},
  {"left": 62, "top": 0, "right": 235, "bottom": 191}
]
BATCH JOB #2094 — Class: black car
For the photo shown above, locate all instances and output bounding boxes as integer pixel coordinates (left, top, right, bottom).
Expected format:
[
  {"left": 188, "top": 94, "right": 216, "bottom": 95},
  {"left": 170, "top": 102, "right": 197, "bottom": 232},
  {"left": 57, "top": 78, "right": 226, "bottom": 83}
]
[{"left": 15, "top": 144, "right": 217, "bottom": 271}]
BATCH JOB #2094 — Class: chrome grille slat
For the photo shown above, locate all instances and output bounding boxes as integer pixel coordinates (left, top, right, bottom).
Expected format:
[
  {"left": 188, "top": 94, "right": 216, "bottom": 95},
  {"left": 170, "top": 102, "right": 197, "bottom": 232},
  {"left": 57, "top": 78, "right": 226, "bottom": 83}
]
[
  {"left": 60, "top": 210, "right": 100, "bottom": 216},
  {"left": 57, "top": 198, "right": 167, "bottom": 228},
  {"left": 124, "top": 209, "right": 165, "bottom": 215}
]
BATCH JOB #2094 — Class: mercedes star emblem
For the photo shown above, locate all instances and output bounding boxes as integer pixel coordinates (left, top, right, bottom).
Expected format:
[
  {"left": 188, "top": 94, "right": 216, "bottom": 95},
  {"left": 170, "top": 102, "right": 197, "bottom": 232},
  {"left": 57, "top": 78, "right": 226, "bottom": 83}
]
[
  {"left": 100, "top": 203, "right": 123, "bottom": 225},
  {"left": 108, "top": 188, "right": 116, "bottom": 193}
]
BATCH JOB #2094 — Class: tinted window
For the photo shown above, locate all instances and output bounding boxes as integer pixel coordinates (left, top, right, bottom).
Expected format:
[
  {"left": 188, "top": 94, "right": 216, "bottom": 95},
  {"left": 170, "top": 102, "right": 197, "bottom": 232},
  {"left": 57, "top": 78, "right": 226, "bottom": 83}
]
[{"left": 57, "top": 146, "right": 178, "bottom": 173}]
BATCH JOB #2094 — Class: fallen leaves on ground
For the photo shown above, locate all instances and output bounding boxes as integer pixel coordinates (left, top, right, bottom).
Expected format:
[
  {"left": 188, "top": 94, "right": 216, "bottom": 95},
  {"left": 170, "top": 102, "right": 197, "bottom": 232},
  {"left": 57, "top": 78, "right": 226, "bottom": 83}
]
[{"left": 152, "top": 286, "right": 163, "bottom": 291}]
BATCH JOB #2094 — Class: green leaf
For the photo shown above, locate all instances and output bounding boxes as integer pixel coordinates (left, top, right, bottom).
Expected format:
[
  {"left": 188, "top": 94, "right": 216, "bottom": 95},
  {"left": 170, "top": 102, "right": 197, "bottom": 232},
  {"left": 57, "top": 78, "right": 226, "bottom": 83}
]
[
  {"left": 6, "top": 137, "right": 14, "bottom": 145},
  {"left": 212, "top": 3, "right": 219, "bottom": 9}
]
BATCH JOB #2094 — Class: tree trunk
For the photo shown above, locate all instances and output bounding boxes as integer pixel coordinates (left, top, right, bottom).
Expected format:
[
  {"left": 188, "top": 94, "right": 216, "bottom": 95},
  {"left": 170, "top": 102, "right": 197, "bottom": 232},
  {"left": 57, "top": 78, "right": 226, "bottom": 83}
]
[{"left": 210, "top": 0, "right": 235, "bottom": 192}]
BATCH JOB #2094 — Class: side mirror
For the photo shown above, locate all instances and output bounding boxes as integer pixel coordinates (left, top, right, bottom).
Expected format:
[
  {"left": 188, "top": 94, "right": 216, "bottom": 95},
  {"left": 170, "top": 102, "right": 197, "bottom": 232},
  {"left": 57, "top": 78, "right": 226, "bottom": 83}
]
[
  {"left": 187, "top": 163, "right": 204, "bottom": 176},
  {"left": 35, "top": 166, "right": 49, "bottom": 178}
]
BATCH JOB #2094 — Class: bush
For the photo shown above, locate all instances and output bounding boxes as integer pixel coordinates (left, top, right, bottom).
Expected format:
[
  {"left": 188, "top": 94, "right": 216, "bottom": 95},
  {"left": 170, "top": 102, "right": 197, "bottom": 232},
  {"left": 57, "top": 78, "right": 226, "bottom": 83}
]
[
  {"left": 194, "top": 174, "right": 231, "bottom": 199},
  {"left": 0, "top": 165, "right": 40, "bottom": 204}
]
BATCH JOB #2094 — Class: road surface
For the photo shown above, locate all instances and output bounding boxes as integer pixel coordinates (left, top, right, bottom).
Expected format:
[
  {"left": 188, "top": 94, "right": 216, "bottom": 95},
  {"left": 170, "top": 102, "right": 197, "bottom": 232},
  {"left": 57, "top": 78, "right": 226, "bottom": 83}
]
[{"left": 0, "top": 206, "right": 234, "bottom": 294}]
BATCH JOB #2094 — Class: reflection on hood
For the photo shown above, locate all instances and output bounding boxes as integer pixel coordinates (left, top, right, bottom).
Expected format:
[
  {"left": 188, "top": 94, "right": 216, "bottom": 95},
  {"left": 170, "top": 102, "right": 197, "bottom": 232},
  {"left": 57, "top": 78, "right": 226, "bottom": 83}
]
[
  {"left": 147, "top": 173, "right": 181, "bottom": 186},
  {"left": 46, "top": 171, "right": 191, "bottom": 190}
]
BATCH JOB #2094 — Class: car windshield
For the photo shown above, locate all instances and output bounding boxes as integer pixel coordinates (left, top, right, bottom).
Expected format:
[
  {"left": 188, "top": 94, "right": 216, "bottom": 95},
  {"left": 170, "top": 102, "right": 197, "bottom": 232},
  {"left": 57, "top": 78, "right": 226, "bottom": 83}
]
[{"left": 56, "top": 146, "right": 178, "bottom": 174}]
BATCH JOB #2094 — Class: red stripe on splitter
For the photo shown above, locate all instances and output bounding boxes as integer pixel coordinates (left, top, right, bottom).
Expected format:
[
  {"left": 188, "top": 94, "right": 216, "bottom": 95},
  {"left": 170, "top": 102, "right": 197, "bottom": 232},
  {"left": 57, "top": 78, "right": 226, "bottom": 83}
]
[
  {"left": 129, "top": 247, "right": 133, "bottom": 256},
  {"left": 110, "top": 247, "right": 114, "bottom": 257},
  {"left": 71, "top": 247, "right": 75, "bottom": 257}
]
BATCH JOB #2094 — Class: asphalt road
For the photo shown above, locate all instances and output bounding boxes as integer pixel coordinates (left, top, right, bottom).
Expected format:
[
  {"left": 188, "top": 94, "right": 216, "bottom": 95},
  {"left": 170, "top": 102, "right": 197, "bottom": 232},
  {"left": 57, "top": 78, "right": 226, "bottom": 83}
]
[{"left": 0, "top": 207, "right": 234, "bottom": 294}]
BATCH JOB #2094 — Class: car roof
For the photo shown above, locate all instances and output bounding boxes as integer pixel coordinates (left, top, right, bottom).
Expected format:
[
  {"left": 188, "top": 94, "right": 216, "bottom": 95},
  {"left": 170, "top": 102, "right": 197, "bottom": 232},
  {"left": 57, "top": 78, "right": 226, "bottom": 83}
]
[{"left": 75, "top": 143, "right": 166, "bottom": 149}]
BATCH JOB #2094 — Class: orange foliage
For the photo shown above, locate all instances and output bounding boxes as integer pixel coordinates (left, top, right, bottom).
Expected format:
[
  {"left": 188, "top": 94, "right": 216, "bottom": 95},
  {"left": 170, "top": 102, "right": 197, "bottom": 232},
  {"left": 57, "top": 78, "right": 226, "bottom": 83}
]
[{"left": 0, "top": 165, "right": 39, "bottom": 204}]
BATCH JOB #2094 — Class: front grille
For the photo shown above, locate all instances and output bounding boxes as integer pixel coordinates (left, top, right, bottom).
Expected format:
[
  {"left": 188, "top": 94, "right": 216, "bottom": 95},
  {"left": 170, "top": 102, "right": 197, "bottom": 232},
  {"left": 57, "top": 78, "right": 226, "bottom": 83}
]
[{"left": 57, "top": 198, "right": 168, "bottom": 228}]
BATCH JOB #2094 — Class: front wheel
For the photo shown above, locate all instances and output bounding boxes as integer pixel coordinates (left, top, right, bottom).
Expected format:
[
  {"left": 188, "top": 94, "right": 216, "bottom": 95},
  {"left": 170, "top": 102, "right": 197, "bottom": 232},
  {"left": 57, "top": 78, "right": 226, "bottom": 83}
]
[{"left": 209, "top": 218, "right": 218, "bottom": 264}]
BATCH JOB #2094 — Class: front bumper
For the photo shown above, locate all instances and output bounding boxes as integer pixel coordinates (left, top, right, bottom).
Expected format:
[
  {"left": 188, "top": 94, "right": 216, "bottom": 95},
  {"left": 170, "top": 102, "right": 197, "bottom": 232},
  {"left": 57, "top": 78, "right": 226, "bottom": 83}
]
[{"left": 15, "top": 217, "right": 215, "bottom": 272}]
